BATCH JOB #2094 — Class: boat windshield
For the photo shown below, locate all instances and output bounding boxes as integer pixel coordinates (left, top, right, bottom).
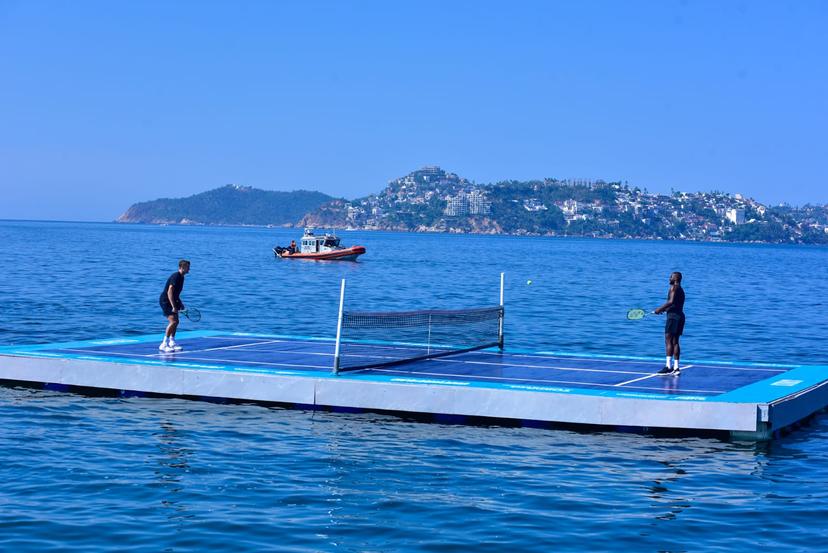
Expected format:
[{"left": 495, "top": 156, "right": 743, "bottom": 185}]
[{"left": 322, "top": 237, "right": 340, "bottom": 247}]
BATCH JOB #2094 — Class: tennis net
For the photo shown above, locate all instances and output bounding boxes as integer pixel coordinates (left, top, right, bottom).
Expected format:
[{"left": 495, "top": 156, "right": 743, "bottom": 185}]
[{"left": 333, "top": 305, "right": 504, "bottom": 373}]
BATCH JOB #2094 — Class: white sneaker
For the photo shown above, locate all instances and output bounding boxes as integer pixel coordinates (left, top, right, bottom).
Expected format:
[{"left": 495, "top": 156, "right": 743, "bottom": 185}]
[
  {"left": 159, "top": 342, "right": 169, "bottom": 351},
  {"left": 160, "top": 345, "right": 176, "bottom": 353},
  {"left": 168, "top": 340, "right": 183, "bottom": 351}
]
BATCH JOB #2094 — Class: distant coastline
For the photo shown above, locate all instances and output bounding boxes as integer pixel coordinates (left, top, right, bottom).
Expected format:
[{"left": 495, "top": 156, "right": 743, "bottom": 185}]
[
  {"left": 3, "top": 218, "right": 825, "bottom": 248},
  {"left": 115, "top": 167, "right": 828, "bottom": 245}
]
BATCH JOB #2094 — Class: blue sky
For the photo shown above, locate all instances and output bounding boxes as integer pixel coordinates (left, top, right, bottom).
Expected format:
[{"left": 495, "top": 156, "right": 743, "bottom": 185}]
[{"left": 0, "top": 0, "right": 825, "bottom": 221}]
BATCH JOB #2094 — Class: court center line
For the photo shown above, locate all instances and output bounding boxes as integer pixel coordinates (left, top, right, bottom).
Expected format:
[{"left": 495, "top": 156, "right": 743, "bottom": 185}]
[
  {"left": 202, "top": 336, "right": 787, "bottom": 373},
  {"left": 51, "top": 345, "right": 759, "bottom": 382},
  {"left": 45, "top": 347, "right": 725, "bottom": 393}
]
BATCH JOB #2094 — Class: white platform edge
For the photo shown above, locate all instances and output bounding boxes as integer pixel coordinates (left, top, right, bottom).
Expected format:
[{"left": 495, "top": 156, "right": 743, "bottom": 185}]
[{"left": 0, "top": 355, "right": 764, "bottom": 433}]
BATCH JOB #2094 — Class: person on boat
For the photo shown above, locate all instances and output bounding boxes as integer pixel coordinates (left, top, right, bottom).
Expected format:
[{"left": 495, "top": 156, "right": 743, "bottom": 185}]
[
  {"left": 158, "top": 259, "right": 190, "bottom": 353},
  {"left": 288, "top": 240, "right": 297, "bottom": 254},
  {"left": 654, "top": 271, "right": 685, "bottom": 375}
]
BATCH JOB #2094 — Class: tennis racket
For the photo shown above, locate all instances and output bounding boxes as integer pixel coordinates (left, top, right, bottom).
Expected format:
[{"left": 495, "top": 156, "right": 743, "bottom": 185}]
[
  {"left": 180, "top": 307, "right": 201, "bottom": 322},
  {"left": 626, "top": 308, "right": 653, "bottom": 320}
]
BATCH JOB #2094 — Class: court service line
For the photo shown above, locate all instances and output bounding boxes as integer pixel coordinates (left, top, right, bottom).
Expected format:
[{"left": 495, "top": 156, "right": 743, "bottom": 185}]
[
  {"left": 431, "top": 356, "right": 652, "bottom": 376},
  {"left": 338, "top": 354, "right": 652, "bottom": 376},
  {"left": 300, "top": 346, "right": 782, "bottom": 376},
  {"left": 57, "top": 341, "right": 298, "bottom": 359},
  {"left": 53, "top": 348, "right": 331, "bottom": 370},
  {"left": 169, "top": 355, "right": 330, "bottom": 370},
  {"left": 474, "top": 351, "right": 786, "bottom": 372},
  {"left": 163, "top": 339, "right": 293, "bottom": 355},
  {"left": 348, "top": 346, "right": 785, "bottom": 373},
  {"left": 370, "top": 367, "right": 725, "bottom": 394},
  {"left": 475, "top": 351, "right": 667, "bottom": 365},
  {"left": 615, "top": 365, "right": 695, "bottom": 387},
  {"left": 203, "top": 335, "right": 292, "bottom": 343}
]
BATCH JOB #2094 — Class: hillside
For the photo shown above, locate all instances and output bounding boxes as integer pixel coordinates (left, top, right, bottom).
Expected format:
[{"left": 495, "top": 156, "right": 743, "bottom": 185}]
[
  {"left": 298, "top": 166, "right": 828, "bottom": 244},
  {"left": 116, "top": 185, "right": 336, "bottom": 226},
  {"left": 116, "top": 170, "right": 828, "bottom": 244}
]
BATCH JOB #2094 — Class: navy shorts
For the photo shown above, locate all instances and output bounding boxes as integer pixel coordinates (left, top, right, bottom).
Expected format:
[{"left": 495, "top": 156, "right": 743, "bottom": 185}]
[
  {"left": 160, "top": 300, "right": 178, "bottom": 318},
  {"left": 665, "top": 312, "right": 685, "bottom": 336}
]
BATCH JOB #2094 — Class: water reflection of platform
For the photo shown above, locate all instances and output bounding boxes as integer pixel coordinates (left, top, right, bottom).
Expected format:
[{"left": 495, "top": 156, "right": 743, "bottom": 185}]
[{"left": 2, "top": 330, "right": 827, "bottom": 440}]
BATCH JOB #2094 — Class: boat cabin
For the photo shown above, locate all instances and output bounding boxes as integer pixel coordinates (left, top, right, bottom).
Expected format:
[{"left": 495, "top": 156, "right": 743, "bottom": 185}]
[{"left": 300, "top": 228, "right": 341, "bottom": 253}]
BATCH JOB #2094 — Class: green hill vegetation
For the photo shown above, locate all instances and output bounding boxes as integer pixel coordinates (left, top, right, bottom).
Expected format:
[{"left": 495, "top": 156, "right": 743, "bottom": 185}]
[{"left": 117, "top": 185, "right": 335, "bottom": 226}]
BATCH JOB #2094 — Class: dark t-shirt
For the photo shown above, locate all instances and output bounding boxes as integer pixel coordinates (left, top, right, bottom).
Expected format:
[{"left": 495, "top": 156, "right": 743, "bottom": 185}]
[
  {"left": 159, "top": 271, "right": 185, "bottom": 307},
  {"left": 666, "top": 285, "right": 685, "bottom": 316}
]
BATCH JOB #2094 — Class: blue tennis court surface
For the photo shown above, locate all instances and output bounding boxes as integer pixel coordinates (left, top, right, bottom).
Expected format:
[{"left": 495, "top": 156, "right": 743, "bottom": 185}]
[{"left": 19, "top": 331, "right": 792, "bottom": 398}]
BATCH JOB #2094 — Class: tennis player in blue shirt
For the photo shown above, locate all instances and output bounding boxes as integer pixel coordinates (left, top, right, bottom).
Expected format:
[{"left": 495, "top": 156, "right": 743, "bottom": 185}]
[{"left": 159, "top": 259, "right": 190, "bottom": 353}]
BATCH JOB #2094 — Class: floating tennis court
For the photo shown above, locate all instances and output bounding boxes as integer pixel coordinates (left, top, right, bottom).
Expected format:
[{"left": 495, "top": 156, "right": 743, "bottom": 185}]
[
  {"left": 2, "top": 276, "right": 828, "bottom": 439},
  {"left": 0, "top": 332, "right": 796, "bottom": 396},
  {"left": 2, "top": 329, "right": 827, "bottom": 440}
]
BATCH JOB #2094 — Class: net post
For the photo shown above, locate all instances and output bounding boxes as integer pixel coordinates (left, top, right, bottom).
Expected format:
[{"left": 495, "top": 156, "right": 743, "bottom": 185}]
[
  {"left": 498, "top": 272, "right": 505, "bottom": 350},
  {"left": 427, "top": 313, "right": 432, "bottom": 355},
  {"left": 333, "top": 279, "right": 346, "bottom": 374}
]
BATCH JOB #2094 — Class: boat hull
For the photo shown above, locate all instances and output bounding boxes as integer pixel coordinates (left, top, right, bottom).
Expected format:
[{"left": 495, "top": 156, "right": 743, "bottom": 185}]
[{"left": 274, "top": 245, "right": 366, "bottom": 261}]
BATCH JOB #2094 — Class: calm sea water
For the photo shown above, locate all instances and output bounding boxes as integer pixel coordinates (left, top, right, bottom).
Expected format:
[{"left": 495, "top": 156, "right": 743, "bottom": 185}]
[{"left": 1, "top": 220, "right": 827, "bottom": 551}]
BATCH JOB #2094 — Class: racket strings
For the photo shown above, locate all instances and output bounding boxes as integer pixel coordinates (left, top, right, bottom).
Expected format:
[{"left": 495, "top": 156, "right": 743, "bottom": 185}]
[
  {"left": 183, "top": 307, "right": 202, "bottom": 322},
  {"left": 626, "top": 308, "right": 646, "bottom": 320}
]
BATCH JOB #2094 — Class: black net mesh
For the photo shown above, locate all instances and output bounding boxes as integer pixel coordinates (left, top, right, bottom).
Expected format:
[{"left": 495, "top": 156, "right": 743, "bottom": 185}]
[{"left": 334, "top": 305, "right": 503, "bottom": 372}]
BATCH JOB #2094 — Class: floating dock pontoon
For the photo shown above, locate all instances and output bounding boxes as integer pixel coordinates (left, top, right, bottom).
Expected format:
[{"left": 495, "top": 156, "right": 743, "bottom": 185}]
[{"left": 2, "top": 330, "right": 827, "bottom": 440}]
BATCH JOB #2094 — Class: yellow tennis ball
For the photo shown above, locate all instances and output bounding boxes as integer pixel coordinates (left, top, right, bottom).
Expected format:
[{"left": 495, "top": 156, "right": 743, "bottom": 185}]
[{"left": 527, "top": 280, "right": 532, "bottom": 285}]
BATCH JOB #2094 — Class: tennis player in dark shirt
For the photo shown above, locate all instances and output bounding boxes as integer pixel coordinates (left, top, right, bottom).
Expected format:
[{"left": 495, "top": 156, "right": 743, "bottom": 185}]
[
  {"left": 159, "top": 259, "right": 190, "bottom": 353},
  {"left": 654, "top": 271, "right": 685, "bottom": 375}
]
